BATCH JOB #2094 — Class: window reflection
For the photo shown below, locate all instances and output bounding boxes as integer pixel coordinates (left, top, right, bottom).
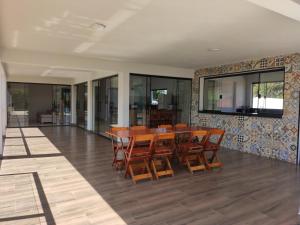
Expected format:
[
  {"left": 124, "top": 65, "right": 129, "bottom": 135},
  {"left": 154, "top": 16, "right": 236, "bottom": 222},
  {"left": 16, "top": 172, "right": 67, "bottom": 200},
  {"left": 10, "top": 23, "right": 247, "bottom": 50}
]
[
  {"left": 93, "top": 76, "right": 118, "bottom": 134},
  {"left": 7, "top": 83, "right": 71, "bottom": 127},
  {"left": 201, "top": 69, "right": 284, "bottom": 117},
  {"left": 130, "top": 75, "right": 191, "bottom": 127},
  {"left": 76, "top": 82, "right": 87, "bottom": 129}
]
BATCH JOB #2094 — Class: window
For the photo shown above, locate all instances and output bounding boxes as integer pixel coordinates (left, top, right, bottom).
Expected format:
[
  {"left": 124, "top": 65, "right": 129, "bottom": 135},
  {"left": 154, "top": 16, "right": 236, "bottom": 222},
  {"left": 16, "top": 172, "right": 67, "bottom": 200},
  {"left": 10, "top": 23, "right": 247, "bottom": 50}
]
[
  {"left": 252, "top": 82, "right": 283, "bottom": 110},
  {"left": 151, "top": 89, "right": 167, "bottom": 105},
  {"left": 199, "top": 68, "right": 284, "bottom": 118}
]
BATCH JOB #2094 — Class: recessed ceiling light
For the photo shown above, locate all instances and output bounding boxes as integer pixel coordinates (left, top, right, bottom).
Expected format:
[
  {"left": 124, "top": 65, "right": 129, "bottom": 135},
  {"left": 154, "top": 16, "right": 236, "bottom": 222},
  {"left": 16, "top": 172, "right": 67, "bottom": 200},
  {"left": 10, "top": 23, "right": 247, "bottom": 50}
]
[
  {"left": 208, "top": 48, "right": 221, "bottom": 52},
  {"left": 90, "top": 22, "right": 106, "bottom": 31}
]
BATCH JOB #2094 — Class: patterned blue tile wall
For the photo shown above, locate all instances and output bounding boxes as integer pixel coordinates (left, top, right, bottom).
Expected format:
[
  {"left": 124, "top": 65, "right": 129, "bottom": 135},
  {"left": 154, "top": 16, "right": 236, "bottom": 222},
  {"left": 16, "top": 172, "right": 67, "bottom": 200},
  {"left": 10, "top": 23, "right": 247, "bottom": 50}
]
[{"left": 192, "top": 53, "right": 300, "bottom": 163}]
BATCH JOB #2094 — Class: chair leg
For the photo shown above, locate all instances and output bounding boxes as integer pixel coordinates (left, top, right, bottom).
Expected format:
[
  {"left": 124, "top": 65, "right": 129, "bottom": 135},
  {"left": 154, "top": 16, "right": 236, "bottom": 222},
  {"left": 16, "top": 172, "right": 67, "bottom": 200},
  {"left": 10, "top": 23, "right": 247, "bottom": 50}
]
[
  {"left": 128, "top": 165, "right": 136, "bottom": 184},
  {"left": 201, "top": 152, "right": 210, "bottom": 170},
  {"left": 144, "top": 159, "right": 153, "bottom": 181},
  {"left": 151, "top": 160, "right": 159, "bottom": 180},
  {"left": 185, "top": 156, "right": 193, "bottom": 174},
  {"left": 124, "top": 160, "right": 129, "bottom": 178},
  {"left": 209, "top": 152, "right": 223, "bottom": 168},
  {"left": 165, "top": 157, "right": 174, "bottom": 177}
]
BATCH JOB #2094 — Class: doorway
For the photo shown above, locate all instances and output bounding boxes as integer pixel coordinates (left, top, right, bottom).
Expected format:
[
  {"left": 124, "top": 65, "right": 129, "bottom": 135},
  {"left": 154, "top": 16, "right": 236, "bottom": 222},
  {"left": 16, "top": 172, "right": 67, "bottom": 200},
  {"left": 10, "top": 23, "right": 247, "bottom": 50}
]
[
  {"left": 129, "top": 74, "right": 192, "bottom": 127},
  {"left": 93, "top": 75, "right": 118, "bottom": 134}
]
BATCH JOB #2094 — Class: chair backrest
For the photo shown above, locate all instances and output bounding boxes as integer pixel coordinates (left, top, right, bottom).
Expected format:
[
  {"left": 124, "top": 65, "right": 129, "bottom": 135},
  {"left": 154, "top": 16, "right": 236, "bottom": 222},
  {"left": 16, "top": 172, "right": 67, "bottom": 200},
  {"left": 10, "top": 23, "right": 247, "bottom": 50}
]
[
  {"left": 127, "top": 134, "right": 155, "bottom": 158},
  {"left": 158, "top": 124, "right": 173, "bottom": 130},
  {"left": 191, "top": 130, "right": 209, "bottom": 145},
  {"left": 154, "top": 133, "right": 176, "bottom": 154},
  {"left": 157, "top": 132, "right": 175, "bottom": 141},
  {"left": 175, "top": 123, "right": 188, "bottom": 128},
  {"left": 111, "top": 127, "right": 128, "bottom": 132},
  {"left": 130, "top": 125, "right": 147, "bottom": 131},
  {"left": 207, "top": 129, "right": 225, "bottom": 145}
]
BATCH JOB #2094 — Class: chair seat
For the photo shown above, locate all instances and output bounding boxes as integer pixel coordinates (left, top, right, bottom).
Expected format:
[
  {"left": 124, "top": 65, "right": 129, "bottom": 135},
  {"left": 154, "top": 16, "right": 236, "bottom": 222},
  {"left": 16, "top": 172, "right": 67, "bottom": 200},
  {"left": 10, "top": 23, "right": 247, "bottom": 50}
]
[
  {"left": 126, "top": 147, "right": 151, "bottom": 160},
  {"left": 180, "top": 143, "right": 204, "bottom": 152},
  {"left": 153, "top": 147, "right": 173, "bottom": 157},
  {"left": 113, "top": 142, "right": 128, "bottom": 149},
  {"left": 204, "top": 143, "right": 219, "bottom": 151}
]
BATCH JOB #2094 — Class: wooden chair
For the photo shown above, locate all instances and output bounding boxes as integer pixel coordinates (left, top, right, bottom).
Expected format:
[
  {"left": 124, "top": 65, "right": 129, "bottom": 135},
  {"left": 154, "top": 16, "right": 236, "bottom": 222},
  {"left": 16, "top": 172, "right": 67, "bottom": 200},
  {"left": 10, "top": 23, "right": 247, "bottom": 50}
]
[
  {"left": 202, "top": 129, "right": 225, "bottom": 169},
  {"left": 175, "top": 123, "right": 189, "bottom": 145},
  {"left": 106, "top": 127, "right": 129, "bottom": 170},
  {"left": 130, "top": 125, "right": 147, "bottom": 131},
  {"left": 179, "top": 130, "right": 209, "bottom": 174},
  {"left": 158, "top": 124, "right": 173, "bottom": 130},
  {"left": 175, "top": 123, "right": 188, "bottom": 129},
  {"left": 151, "top": 133, "right": 176, "bottom": 179},
  {"left": 124, "top": 134, "right": 154, "bottom": 184}
]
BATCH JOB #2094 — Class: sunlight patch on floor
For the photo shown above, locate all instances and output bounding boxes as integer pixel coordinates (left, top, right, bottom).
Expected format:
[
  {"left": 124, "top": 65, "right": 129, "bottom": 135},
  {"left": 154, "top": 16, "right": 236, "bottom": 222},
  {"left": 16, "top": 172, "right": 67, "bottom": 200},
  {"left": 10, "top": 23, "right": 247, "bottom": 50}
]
[
  {"left": 21, "top": 128, "right": 45, "bottom": 137},
  {"left": 26, "top": 137, "right": 60, "bottom": 155},
  {"left": 0, "top": 127, "right": 127, "bottom": 225},
  {"left": 0, "top": 174, "right": 44, "bottom": 225},
  {"left": 5, "top": 128, "right": 22, "bottom": 138}
]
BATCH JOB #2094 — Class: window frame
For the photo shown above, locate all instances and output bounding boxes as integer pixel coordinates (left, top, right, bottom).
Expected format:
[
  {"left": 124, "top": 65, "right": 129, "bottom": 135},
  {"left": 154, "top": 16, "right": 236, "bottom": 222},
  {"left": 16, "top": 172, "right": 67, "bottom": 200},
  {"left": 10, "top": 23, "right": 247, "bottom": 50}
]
[{"left": 198, "top": 67, "right": 285, "bottom": 118}]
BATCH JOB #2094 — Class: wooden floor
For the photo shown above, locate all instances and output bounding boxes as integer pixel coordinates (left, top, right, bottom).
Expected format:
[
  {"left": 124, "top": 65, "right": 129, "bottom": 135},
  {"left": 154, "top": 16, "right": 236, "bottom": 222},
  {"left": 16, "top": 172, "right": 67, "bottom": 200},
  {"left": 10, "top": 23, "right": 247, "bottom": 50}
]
[{"left": 1, "top": 126, "right": 300, "bottom": 225}]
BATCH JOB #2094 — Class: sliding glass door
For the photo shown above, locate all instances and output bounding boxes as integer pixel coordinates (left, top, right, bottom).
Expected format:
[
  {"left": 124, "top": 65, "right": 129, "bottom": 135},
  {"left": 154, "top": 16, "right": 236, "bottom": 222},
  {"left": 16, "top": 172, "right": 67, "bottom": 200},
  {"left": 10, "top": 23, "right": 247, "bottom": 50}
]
[
  {"left": 76, "top": 82, "right": 87, "bottom": 129},
  {"left": 129, "top": 74, "right": 191, "bottom": 127},
  {"left": 7, "top": 82, "right": 71, "bottom": 127},
  {"left": 129, "top": 75, "right": 150, "bottom": 126},
  {"left": 7, "top": 83, "right": 29, "bottom": 127},
  {"left": 53, "top": 86, "right": 71, "bottom": 125},
  {"left": 93, "top": 75, "right": 118, "bottom": 134}
]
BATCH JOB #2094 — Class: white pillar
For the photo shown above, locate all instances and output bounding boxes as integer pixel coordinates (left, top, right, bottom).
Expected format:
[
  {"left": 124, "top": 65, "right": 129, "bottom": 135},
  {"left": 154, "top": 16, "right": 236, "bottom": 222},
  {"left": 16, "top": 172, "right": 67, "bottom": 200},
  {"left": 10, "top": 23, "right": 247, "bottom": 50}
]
[
  {"left": 0, "top": 62, "right": 6, "bottom": 156},
  {"left": 118, "top": 72, "right": 130, "bottom": 127},
  {"left": 71, "top": 85, "right": 77, "bottom": 124},
  {"left": 87, "top": 80, "right": 93, "bottom": 131}
]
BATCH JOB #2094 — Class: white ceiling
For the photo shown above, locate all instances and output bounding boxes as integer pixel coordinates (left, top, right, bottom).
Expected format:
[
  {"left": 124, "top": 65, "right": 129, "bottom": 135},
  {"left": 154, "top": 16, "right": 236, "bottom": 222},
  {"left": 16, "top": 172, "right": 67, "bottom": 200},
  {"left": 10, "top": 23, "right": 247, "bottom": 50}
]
[{"left": 1, "top": 0, "right": 300, "bottom": 76}]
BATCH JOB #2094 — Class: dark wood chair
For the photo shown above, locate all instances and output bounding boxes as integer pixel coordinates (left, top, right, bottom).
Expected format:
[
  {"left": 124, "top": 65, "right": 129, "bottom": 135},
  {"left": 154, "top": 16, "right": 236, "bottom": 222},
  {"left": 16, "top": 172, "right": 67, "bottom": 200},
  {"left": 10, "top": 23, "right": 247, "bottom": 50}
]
[
  {"left": 178, "top": 130, "right": 209, "bottom": 174},
  {"left": 130, "top": 125, "right": 147, "bottom": 131},
  {"left": 158, "top": 124, "right": 173, "bottom": 130},
  {"left": 175, "top": 123, "right": 188, "bottom": 129},
  {"left": 106, "top": 127, "right": 129, "bottom": 170},
  {"left": 151, "top": 133, "right": 176, "bottom": 179},
  {"left": 202, "top": 129, "right": 225, "bottom": 169},
  {"left": 124, "top": 134, "right": 154, "bottom": 184}
]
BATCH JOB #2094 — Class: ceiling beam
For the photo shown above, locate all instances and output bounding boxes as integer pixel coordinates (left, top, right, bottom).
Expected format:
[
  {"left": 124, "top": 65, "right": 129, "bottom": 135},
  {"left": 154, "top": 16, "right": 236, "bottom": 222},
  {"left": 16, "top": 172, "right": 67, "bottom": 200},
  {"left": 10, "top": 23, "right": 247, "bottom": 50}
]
[{"left": 0, "top": 48, "right": 194, "bottom": 78}]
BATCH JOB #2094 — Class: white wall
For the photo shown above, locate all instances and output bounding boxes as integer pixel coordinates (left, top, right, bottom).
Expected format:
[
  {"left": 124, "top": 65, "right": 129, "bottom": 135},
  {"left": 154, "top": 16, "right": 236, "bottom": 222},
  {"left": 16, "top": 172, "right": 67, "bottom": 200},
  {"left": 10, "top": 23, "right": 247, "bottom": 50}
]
[{"left": 8, "top": 75, "right": 73, "bottom": 85}]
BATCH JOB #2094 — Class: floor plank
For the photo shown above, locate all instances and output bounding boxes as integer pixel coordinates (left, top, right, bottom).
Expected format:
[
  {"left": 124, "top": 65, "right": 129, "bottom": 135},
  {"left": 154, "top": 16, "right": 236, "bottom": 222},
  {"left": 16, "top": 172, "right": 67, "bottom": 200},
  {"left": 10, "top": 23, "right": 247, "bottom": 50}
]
[{"left": 1, "top": 126, "right": 300, "bottom": 225}]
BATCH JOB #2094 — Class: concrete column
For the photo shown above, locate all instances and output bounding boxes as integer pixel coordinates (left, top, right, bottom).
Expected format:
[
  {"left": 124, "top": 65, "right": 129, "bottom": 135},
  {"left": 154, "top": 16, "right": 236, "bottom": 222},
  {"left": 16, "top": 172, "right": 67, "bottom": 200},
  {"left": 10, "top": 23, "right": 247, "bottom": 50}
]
[
  {"left": 118, "top": 72, "right": 130, "bottom": 127},
  {"left": 71, "top": 85, "right": 77, "bottom": 124},
  {"left": 87, "top": 80, "right": 93, "bottom": 131},
  {"left": 0, "top": 62, "right": 6, "bottom": 156}
]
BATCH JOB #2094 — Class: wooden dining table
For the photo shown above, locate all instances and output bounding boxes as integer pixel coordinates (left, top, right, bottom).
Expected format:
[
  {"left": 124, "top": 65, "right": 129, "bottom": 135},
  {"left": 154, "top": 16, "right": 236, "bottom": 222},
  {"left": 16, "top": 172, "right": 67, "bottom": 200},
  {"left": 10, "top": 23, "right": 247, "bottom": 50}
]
[{"left": 110, "top": 126, "right": 214, "bottom": 139}]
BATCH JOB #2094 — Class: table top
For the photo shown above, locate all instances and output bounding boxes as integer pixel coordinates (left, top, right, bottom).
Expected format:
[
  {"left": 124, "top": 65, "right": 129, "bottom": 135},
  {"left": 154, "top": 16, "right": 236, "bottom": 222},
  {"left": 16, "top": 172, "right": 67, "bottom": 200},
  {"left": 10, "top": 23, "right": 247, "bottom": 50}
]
[{"left": 109, "top": 126, "right": 214, "bottom": 138}]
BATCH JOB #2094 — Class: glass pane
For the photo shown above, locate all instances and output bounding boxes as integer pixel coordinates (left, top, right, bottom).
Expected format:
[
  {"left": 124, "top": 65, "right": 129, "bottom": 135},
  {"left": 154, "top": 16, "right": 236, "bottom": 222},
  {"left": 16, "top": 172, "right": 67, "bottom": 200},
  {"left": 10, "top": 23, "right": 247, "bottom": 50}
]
[
  {"left": 177, "top": 79, "right": 191, "bottom": 125},
  {"left": 7, "top": 83, "right": 29, "bottom": 127},
  {"left": 53, "top": 86, "right": 71, "bottom": 125},
  {"left": 27, "top": 84, "right": 53, "bottom": 126},
  {"left": 203, "top": 78, "right": 222, "bottom": 111},
  {"left": 93, "top": 80, "right": 100, "bottom": 132},
  {"left": 110, "top": 76, "right": 118, "bottom": 125},
  {"left": 149, "top": 77, "right": 177, "bottom": 127},
  {"left": 93, "top": 76, "right": 118, "bottom": 133},
  {"left": 130, "top": 75, "right": 149, "bottom": 126},
  {"left": 202, "top": 70, "right": 283, "bottom": 116},
  {"left": 76, "top": 82, "right": 87, "bottom": 129}
]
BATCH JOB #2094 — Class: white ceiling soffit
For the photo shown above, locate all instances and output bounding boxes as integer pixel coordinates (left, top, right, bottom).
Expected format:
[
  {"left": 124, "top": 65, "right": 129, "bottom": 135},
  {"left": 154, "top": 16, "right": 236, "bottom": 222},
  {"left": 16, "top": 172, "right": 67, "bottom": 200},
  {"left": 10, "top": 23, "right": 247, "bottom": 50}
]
[
  {"left": 4, "top": 62, "right": 114, "bottom": 79},
  {"left": 247, "top": 0, "right": 300, "bottom": 22},
  {"left": 1, "top": 0, "right": 300, "bottom": 69}
]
